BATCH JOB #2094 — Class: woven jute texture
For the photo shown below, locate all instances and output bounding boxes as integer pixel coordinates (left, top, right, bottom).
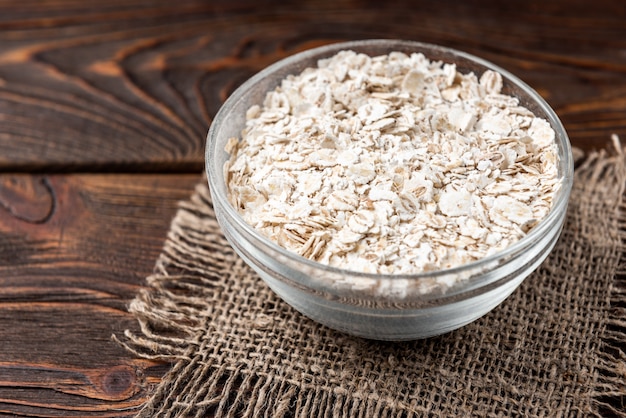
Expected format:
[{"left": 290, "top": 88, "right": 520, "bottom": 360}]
[{"left": 120, "top": 141, "right": 626, "bottom": 417}]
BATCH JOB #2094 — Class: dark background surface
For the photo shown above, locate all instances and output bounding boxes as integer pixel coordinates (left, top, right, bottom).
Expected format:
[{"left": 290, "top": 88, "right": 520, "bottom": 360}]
[{"left": 1, "top": 1, "right": 625, "bottom": 416}]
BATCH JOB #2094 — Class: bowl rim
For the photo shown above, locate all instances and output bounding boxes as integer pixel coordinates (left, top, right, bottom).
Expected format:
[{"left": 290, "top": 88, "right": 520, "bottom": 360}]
[{"left": 206, "top": 39, "right": 574, "bottom": 283}]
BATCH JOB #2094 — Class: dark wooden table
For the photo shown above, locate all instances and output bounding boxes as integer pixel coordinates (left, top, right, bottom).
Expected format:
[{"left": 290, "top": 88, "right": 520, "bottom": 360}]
[{"left": 0, "top": 1, "right": 624, "bottom": 416}]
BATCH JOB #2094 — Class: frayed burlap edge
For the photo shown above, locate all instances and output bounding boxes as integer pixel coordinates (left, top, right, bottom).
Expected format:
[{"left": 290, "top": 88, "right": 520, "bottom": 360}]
[
  {"left": 586, "top": 135, "right": 626, "bottom": 417},
  {"left": 116, "top": 136, "right": 626, "bottom": 418}
]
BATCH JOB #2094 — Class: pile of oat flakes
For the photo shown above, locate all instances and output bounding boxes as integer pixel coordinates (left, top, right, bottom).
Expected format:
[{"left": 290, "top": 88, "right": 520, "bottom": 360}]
[{"left": 225, "top": 50, "right": 560, "bottom": 275}]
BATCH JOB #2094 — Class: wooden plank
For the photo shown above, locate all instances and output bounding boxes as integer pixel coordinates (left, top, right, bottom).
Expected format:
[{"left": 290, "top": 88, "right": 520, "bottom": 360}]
[
  {"left": 0, "top": 1, "right": 624, "bottom": 171},
  {"left": 1, "top": 1, "right": 625, "bottom": 416},
  {"left": 0, "top": 173, "right": 199, "bottom": 417}
]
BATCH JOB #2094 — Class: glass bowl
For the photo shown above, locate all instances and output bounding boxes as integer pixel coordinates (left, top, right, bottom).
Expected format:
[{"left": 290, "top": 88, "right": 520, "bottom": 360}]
[{"left": 206, "top": 39, "right": 573, "bottom": 341}]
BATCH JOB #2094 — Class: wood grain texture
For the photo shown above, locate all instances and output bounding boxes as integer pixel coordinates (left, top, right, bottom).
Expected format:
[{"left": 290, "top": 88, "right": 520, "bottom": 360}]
[
  {"left": 0, "top": 0, "right": 624, "bottom": 171},
  {"left": 1, "top": 1, "right": 625, "bottom": 416},
  {"left": 0, "top": 174, "right": 198, "bottom": 417}
]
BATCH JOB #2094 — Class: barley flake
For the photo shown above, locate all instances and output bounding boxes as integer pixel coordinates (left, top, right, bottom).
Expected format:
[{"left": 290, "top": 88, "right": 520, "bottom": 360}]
[{"left": 225, "top": 50, "right": 560, "bottom": 277}]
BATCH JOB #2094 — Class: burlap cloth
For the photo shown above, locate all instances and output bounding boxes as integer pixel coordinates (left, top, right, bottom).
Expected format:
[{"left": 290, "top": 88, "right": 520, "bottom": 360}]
[{"left": 119, "top": 139, "right": 626, "bottom": 417}]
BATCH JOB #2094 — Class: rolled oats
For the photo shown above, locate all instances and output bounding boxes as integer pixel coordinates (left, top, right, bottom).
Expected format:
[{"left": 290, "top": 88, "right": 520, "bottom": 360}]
[{"left": 225, "top": 50, "right": 561, "bottom": 277}]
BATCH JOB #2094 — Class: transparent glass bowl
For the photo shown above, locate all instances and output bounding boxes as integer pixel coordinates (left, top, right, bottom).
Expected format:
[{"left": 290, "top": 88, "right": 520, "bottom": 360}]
[{"left": 206, "top": 39, "right": 573, "bottom": 341}]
